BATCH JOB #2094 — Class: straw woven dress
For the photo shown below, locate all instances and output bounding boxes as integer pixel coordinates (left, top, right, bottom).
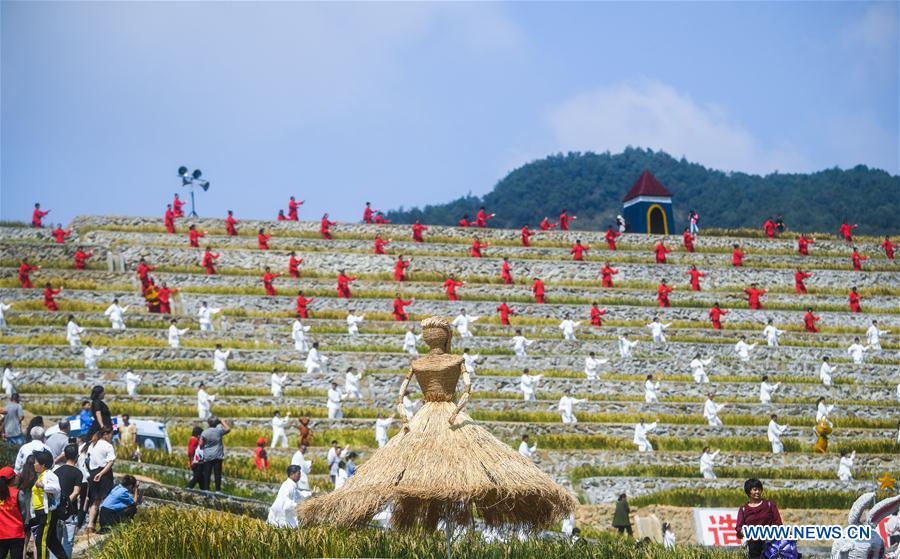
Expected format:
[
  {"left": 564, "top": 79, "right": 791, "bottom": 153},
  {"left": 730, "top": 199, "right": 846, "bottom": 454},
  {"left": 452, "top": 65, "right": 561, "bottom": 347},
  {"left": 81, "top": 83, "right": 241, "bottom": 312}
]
[{"left": 299, "top": 317, "right": 575, "bottom": 531}]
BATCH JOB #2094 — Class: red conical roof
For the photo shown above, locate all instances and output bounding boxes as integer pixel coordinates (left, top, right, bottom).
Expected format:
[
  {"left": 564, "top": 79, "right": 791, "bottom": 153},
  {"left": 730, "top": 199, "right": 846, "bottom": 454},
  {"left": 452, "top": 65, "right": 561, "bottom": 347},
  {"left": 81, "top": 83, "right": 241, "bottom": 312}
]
[{"left": 623, "top": 171, "right": 672, "bottom": 202}]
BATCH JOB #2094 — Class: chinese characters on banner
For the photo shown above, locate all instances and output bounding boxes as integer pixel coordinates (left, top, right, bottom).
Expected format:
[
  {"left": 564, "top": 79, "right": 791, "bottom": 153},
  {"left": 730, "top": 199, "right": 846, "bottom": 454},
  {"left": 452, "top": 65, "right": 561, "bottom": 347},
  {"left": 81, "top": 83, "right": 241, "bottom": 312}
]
[{"left": 693, "top": 508, "right": 743, "bottom": 546}]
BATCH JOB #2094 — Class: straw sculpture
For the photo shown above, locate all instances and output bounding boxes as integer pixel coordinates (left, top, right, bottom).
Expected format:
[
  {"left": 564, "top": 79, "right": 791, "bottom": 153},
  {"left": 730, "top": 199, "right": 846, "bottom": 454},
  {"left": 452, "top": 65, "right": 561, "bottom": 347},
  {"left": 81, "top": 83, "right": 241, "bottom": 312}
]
[{"left": 299, "top": 316, "right": 576, "bottom": 531}]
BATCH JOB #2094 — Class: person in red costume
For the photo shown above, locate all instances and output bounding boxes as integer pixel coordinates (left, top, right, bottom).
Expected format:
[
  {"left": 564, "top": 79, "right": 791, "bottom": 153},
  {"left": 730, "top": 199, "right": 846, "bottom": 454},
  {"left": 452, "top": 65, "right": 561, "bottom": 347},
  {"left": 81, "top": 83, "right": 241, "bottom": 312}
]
[
  {"left": 362, "top": 202, "right": 375, "bottom": 224},
  {"left": 500, "top": 257, "right": 513, "bottom": 284},
  {"left": 600, "top": 263, "right": 617, "bottom": 288},
  {"left": 262, "top": 267, "right": 280, "bottom": 296},
  {"left": 74, "top": 247, "right": 93, "bottom": 270},
  {"left": 225, "top": 210, "right": 239, "bottom": 236},
  {"left": 254, "top": 438, "right": 269, "bottom": 470},
  {"left": 559, "top": 209, "right": 576, "bottom": 231},
  {"left": 158, "top": 282, "right": 177, "bottom": 314},
  {"left": 320, "top": 214, "right": 336, "bottom": 240},
  {"left": 848, "top": 287, "right": 862, "bottom": 313},
  {"left": 475, "top": 206, "right": 495, "bottom": 228},
  {"left": 43, "top": 283, "right": 61, "bottom": 311},
  {"left": 188, "top": 225, "right": 206, "bottom": 248},
  {"left": 458, "top": 214, "right": 471, "bottom": 227},
  {"left": 686, "top": 265, "right": 705, "bottom": 291},
  {"left": 136, "top": 258, "right": 156, "bottom": 289},
  {"left": 794, "top": 268, "right": 812, "bottom": 294},
  {"left": 277, "top": 210, "right": 287, "bottom": 221},
  {"left": 839, "top": 220, "right": 857, "bottom": 242},
  {"left": 762, "top": 217, "right": 776, "bottom": 239},
  {"left": 539, "top": 217, "right": 557, "bottom": 231},
  {"left": 18, "top": 258, "right": 39, "bottom": 288},
  {"left": 570, "top": 240, "right": 590, "bottom": 261},
  {"left": 296, "top": 291, "right": 314, "bottom": 318},
  {"left": 443, "top": 275, "right": 463, "bottom": 301},
  {"left": 391, "top": 293, "right": 413, "bottom": 321},
  {"left": 803, "top": 308, "right": 820, "bottom": 332},
  {"left": 32, "top": 203, "right": 50, "bottom": 228},
  {"left": 605, "top": 225, "right": 621, "bottom": 251},
  {"left": 709, "top": 303, "right": 728, "bottom": 330},
  {"left": 657, "top": 280, "right": 674, "bottom": 308},
  {"left": 744, "top": 283, "right": 766, "bottom": 310},
  {"left": 532, "top": 277, "right": 545, "bottom": 304},
  {"left": 732, "top": 244, "right": 745, "bottom": 267},
  {"left": 797, "top": 233, "right": 814, "bottom": 256},
  {"left": 882, "top": 236, "right": 895, "bottom": 260},
  {"left": 412, "top": 221, "right": 428, "bottom": 243},
  {"left": 589, "top": 303, "right": 607, "bottom": 327},
  {"left": 374, "top": 234, "right": 390, "bottom": 255},
  {"left": 173, "top": 194, "right": 186, "bottom": 218},
  {"left": 496, "top": 301, "right": 514, "bottom": 325},
  {"left": 521, "top": 225, "right": 535, "bottom": 247},
  {"left": 682, "top": 227, "right": 695, "bottom": 253},
  {"left": 374, "top": 213, "right": 390, "bottom": 224},
  {"left": 470, "top": 237, "right": 487, "bottom": 258},
  {"left": 257, "top": 228, "right": 271, "bottom": 250},
  {"left": 288, "top": 251, "right": 303, "bottom": 278},
  {"left": 202, "top": 248, "right": 220, "bottom": 275},
  {"left": 850, "top": 247, "right": 867, "bottom": 271},
  {"left": 51, "top": 225, "right": 71, "bottom": 244},
  {"left": 336, "top": 270, "right": 356, "bottom": 298},
  {"left": 164, "top": 205, "right": 176, "bottom": 234},
  {"left": 288, "top": 196, "right": 304, "bottom": 221},
  {"left": 393, "top": 255, "right": 411, "bottom": 282},
  {"left": 654, "top": 240, "right": 671, "bottom": 264}
]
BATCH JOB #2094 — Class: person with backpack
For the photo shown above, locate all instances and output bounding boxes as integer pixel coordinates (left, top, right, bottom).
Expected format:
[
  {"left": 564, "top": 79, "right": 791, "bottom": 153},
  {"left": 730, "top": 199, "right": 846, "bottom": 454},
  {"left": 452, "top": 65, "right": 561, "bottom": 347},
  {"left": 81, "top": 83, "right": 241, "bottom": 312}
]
[
  {"left": 735, "top": 478, "right": 783, "bottom": 559},
  {"left": 54, "top": 444, "right": 83, "bottom": 558}
]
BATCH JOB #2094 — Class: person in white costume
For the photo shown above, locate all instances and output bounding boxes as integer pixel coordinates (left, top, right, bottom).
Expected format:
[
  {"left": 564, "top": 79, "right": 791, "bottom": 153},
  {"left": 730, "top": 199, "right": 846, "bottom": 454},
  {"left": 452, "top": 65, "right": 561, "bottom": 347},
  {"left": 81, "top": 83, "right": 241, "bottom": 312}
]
[
  {"left": 819, "top": 356, "right": 836, "bottom": 387},
  {"left": 644, "top": 374, "right": 661, "bottom": 403},
  {"left": 815, "top": 397, "right": 834, "bottom": 427},
  {"left": 762, "top": 319, "right": 784, "bottom": 347},
  {"left": 837, "top": 450, "right": 855, "bottom": 481},
  {"left": 292, "top": 319, "right": 311, "bottom": 354},
  {"left": 561, "top": 512, "right": 576, "bottom": 538},
  {"left": 267, "top": 465, "right": 304, "bottom": 528},
  {"left": 767, "top": 414, "right": 788, "bottom": 454},
  {"left": 618, "top": 335, "right": 639, "bottom": 359},
  {"left": 401, "top": 390, "right": 419, "bottom": 420},
  {"left": 212, "top": 344, "right": 231, "bottom": 373},
  {"left": 167, "top": 318, "right": 189, "bottom": 349},
  {"left": 402, "top": 326, "right": 422, "bottom": 355},
  {"left": 847, "top": 337, "right": 869, "bottom": 365},
  {"left": 734, "top": 336, "right": 757, "bottom": 361},
  {"left": 83, "top": 341, "right": 105, "bottom": 370},
  {"left": 197, "top": 383, "right": 215, "bottom": 419},
  {"left": 66, "top": 315, "right": 85, "bottom": 348},
  {"left": 346, "top": 310, "right": 365, "bottom": 336},
  {"left": 327, "top": 381, "right": 344, "bottom": 419},
  {"left": 124, "top": 369, "right": 141, "bottom": 397},
  {"left": 703, "top": 393, "right": 725, "bottom": 427},
  {"left": 690, "top": 354, "right": 712, "bottom": 383},
  {"left": 700, "top": 447, "right": 720, "bottom": 479},
  {"left": 271, "top": 411, "right": 290, "bottom": 448},
  {"left": 462, "top": 349, "right": 481, "bottom": 375},
  {"left": 0, "top": 300, "right": 11, "bottom": 329},
  {"left": 1, "top": 364, "right": 18, "bottom": 397},
  {"left": 104, "top": 299, "right": 128, "bottom": 330},
  {"left": 197, "top": 301, "right": 221, "bottom": 332},
  {"left": 557, "top": 391, "right": 586, "bottom": 424},
  {"left": 662, "top": 523, "right": 676, "bottom": 549},
  {"left": 866, "top": 320, "right": 888, "bottom": 352},
  {"left": 326, "top": 441, "right": 350, "bottom": 484},
  {"left": 647, "top": 317, "right": 671, "bottom": 347},
  {"left": 344, "top": 368, "right": 363, "bottom": 400},
  {"left": 759, "top": 375, "right": 780, "bottom": 405},
  {"left": 305, "top": 342, "right": 328, "bottom": 375},
  {"left": 518, "top": 434, "right": 537, "bottom": 459},
  {"left": 374, "top": 412, "right": 394, "bottom": 448},
  {"left": 519, "top": 369, "right": 542, "bottom": 402},
  {"left": 511, "top": 329, "right": 535, "bottom": 357},
  {"left": 271, "top": 370, "right": 288, "bottom": 398},
  {"left": 633, "top": 418, "right": 657, "bottom": 452},
  {"left": 291, "top": 443, "right": 308, "bottom": 466},
  {"left": 559, "top": 314, "right": 580, "bottom": 341},
  {"left": 584, "top": 352, "right": 608, "bottom": 380},
  {"left": 451, "top": 310, "right": 479, "bottom": 338}
]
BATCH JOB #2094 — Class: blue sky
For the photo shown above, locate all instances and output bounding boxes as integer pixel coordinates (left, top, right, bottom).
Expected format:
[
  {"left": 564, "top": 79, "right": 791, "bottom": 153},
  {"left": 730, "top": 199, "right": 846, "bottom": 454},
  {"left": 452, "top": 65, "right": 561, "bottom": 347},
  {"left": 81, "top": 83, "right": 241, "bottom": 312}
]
[{"left": 2, "top": 1, "right": 897, "bottom": 225}]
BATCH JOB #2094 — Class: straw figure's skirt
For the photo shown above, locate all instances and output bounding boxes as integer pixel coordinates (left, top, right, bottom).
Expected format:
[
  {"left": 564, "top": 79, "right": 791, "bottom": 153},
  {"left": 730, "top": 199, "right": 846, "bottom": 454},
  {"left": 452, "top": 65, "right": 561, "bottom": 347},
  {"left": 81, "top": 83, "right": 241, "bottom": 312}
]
[{"left": 298, "top": 401, "right": 576, "bottom": 531}]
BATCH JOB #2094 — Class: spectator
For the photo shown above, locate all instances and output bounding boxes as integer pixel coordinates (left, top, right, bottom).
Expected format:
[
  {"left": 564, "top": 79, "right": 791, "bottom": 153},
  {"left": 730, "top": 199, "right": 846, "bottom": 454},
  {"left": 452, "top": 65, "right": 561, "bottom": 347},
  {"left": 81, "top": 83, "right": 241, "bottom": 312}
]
[
  {"left": 186, "top": 427, "right": 204, "bottom": 489},
  {"left": 75, "top": 438, "right": 91, "bottom": 527},
  {"left": 3, "top": 394, "right": 24, "bottom": 446},
  {"left": 87, "top": 386, "right": 111, "bottom": 439},
  {"left": 16, "top": 456, "right": 37, "bottom": 547},
  {"left": 44, "top": 419, "right": 71, "bottom": 464},
  {"left": 28, "top": 450, "right": 67, "bottom": 559},
  {"left": 98, "top": 475, "right": 141, "bottom": 533},
  {"left": 54, "top": 444, "right": 83, "bottom": 557},
  {"left": 77, "top": 401, "right": 92, "bottom": 435},
  {"left": 0, "top": 467, "right": 25, "bottom": 558},
  {"left": 119, "top": 415, "right": 137, "bottom": 458},
  {"left": 14, "top": 427, "right": 46, "bottom": 475},
  {"left": 200, "top": 417, "right": 231, "bottom": 492},
  {"left": 612, "top": 493, "right": 632, "bottom": 537},
  {"left": 24, "top": 417, "right": 44, "bottom": 443},
  {"left": 735, "top": 478, "right": 783, "bottom": 559},
  {"left": 86, "top": 428, "right": 115, "bottom": 532}
]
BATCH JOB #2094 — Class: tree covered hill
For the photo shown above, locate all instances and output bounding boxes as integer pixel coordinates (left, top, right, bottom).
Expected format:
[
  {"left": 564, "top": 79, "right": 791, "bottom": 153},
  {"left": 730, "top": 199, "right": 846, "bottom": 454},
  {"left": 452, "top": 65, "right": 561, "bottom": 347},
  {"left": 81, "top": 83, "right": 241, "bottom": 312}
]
[{"left": 385, "top": 148, "right": 900, "bottom": 236}]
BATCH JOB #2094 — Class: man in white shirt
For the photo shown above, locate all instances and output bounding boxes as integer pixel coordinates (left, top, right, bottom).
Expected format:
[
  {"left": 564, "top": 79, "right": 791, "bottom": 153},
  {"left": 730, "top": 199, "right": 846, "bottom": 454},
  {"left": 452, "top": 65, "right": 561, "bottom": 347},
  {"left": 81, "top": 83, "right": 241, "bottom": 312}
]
[
  {"left": 66, "top": 315, "right": 85, "bottom": 348},
  {"left": 374, "top": 412, "right": 394, "bottom": 448},
  {"left": 0, "top": 300, "right": 11, "bottom": 330},
  {"left": 271, "top": 411, "right": 290, "bottom": 448},
  {"left": 837, "top": 450, "right": 855, "bottom": 481},
  {"left": 197, "top": 383, "right": 215, "bottom": 419},
  {"left": 267, "top": 465, "right": 303, "bottom": 528},
  {"left": 690, "top": 354, "right": 712, "bottom": 383},
  {"left": 518, "top": 434, "right": 537, "bottom": 459},
  {"left": 451, "top": 310, "right": 479, "bottom": 338},
  {"left": 14, "top": 426, "right": 47, "bottom": 474},
  {"left": 344, "top": 368, "right": 363, "bottom": 400},
  {"left": 647, "top": 317, "right": 671, "bottom": 348},
  {"left": 168, "top": 319, "right": 189, "bottom": 349},
  {"left": 346, "top": 310, "right": 365, "bottom": 336},
  {"left": 124, "top": 369, "right": 142, "bottom": 397},
  {"left": 305, "top": 342, "right": 328, "bottom": 375},
  {"left": 1, "top": 364, "right": 18, "bottom": 397},
  {"left": 557, "top": 391, "right": 586, "bottom": 424},
  {"left": 559, "top": 314, "right": 580, "bottom": 341},
  {"left": 213, "top": 344, "right": 231, "bottom": 373},
  {"left": 847, "top": 337, "right": 869, "bottom": 365},
  {"left": 866, "top": 319, "right": 888, "bottom": 352},
  {"left": 511, "top": 329, "right": 534, "bottom": 357},
  {"left": 519, "top": 369, "right": 542, "bottom": 401},
  {"left": 327, "top": 381, "right": 344, "bottom": 419},
  {"left": 104, "top": 299, "right": 128, "bottom": 330},
  {"left": 734, "top": 335, "right": 757, "bottom": 361},
  {"left": 700, "top": 447, "right": 719, "bottom": 479},
  {"left": 644, "top": 374, "right": 661, "bottom": 403},
  {"left": 759, "top": 375, "right": 780, "bottom": 405},
  {"left": 292, "top": 319, "right": 311, "bottom": 354},
  {"left": 462, "top": 349, "right": 481, "bottom": 375},
  {"left": 290, "top": 443, "right": 308, "bottom": 467},
  {"left": 633, "top": 419, "right": 656, "bottom": 452},
  {"left": 767, "top": 414, "right": 787, "bottom": 454},
  {"left": 819, "top": 356, "right": 836, "bottom": 387},
  {"left": 618, "top": 335, "right": 639, "bottom": 359},
  {"left": 326, "top": 440, "right": 350, "bottom": 483},
  {"left": 762, "top": 319, "right": 784, "bottom": 347},
  {"left": 197, "top": 301, "right": 221, "bottom": 332},
  {"left": 816, "top": 398, "right": 834, "bottom": 426},
  {"left": 271, "top": 370, "right": 288, "bottom": 398},
  {"left": 401, "top": 390, "right": 419, "bottom": 420},
  {"left": 83, "top": 341, "right": 105, "bottom": 370},
  {"left": 402, "top": 326, "right": 421, "bottom": 355},
  {"left": 584, "top": 352, "right": 608, "bottom": 380},
  {"left": 703, "top": 393, "right": 725, "bottom": 427}
]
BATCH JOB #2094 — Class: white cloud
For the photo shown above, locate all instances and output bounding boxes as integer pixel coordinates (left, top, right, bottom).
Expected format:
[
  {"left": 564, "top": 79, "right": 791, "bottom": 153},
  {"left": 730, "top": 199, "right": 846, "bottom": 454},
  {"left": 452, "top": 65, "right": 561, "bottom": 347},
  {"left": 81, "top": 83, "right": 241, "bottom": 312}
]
[
  {"left": 842, "top": 2, "right": 898, "bottom": 51},
  {"left": 545, "top": 79, "right": 811, "bottom": 174}
]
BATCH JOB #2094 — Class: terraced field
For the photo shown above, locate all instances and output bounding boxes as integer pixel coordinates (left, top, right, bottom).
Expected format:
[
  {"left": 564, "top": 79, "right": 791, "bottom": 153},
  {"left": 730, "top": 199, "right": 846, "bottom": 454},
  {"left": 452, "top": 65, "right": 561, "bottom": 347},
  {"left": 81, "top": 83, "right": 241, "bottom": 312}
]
[{"left": 1, "top": 215, "right": 897, "bottom": 554}]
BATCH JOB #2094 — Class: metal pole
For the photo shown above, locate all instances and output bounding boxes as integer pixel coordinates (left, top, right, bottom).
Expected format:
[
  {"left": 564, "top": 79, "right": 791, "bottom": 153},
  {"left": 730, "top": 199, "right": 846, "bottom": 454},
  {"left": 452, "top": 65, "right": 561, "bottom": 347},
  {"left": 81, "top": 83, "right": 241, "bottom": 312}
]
[{"left": 189, "top": 185, "right": 198, "bottom": 217}]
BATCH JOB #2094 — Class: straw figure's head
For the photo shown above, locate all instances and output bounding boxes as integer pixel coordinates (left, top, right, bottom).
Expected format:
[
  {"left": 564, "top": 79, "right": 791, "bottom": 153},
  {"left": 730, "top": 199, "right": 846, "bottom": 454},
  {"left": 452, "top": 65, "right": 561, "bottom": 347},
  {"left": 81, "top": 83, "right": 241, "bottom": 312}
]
[{"left": 421, "top": 317, "right": 452, "bottom": 354}]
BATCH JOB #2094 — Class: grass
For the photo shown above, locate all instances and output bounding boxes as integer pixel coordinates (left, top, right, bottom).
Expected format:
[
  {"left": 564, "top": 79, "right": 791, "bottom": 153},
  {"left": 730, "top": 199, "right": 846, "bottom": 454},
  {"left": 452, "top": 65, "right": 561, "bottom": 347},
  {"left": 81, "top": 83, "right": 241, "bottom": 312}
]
[{"left": 629, "top": 488, "right": 863, "bottom": 509}]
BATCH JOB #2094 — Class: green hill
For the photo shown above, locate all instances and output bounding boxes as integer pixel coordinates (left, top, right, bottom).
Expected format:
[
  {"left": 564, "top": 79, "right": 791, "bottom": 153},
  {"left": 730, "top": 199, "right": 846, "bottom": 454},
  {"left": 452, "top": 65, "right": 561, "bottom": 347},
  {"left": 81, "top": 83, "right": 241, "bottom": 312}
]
[{"left": 386, "top": 147, "right": 900, "bottom": 235}]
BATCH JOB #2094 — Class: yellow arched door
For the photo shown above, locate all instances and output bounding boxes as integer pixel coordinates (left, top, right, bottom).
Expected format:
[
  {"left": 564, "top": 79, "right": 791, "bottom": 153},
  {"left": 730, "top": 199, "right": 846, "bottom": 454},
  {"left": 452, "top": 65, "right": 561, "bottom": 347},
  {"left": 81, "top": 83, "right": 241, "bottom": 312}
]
[{"left": 647, "top": 205, "right": 669, "bottom": 235}]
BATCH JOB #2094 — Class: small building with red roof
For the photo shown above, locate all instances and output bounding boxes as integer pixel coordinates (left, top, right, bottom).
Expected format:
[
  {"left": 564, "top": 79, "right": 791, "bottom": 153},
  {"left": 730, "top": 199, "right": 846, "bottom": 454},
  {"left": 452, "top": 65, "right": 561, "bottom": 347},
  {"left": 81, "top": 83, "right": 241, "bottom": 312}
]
[{"left": 621, "top": 170, "right": 674, "bottom": 235}]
